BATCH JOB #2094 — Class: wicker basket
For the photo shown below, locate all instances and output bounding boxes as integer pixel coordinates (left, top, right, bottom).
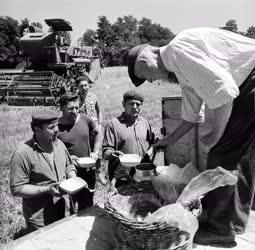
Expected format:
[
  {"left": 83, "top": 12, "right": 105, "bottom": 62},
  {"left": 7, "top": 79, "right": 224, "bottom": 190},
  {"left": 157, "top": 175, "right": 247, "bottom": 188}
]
[{"left": 105, "top": 181, "right": 193, "bottom": 250}]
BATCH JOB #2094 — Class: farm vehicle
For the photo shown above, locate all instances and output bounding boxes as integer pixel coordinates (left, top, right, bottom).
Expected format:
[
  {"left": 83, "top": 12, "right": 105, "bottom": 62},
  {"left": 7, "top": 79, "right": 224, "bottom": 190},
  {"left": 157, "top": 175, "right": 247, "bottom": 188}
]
[{"left": 0, "top": 18, "right": 101, "bottom": 106}]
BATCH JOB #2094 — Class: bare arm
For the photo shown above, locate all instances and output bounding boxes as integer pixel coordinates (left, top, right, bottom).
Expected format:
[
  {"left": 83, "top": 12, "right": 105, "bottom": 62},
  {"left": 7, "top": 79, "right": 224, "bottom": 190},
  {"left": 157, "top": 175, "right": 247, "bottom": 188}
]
[
  {"left": 16, "top": 183, "right": 60, "bottom": 198},
  {"left": 95, "top": 101, "right": 103, "bottom": 125},
  {"left": 92, "top": 126, "right": 103, "bottom": 154},
  {"left": 17, "top": 171, "right": 77, "bottom": 198},
  {"left": 154, "top": 120, "right": 196, "bottom": 149},
  {"left": 103, "top": 148, "right": 114, "bottom": 160}
]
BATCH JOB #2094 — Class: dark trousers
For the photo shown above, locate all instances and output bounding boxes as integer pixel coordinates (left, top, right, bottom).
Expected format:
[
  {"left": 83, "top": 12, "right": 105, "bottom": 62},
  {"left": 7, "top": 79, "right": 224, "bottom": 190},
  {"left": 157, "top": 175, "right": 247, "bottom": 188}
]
[
  {"left": 72, "top": 168, "right": 95, "bottom": 211},
  {"left": 206, "top": 68, "right": 255, "bottom": 234}
]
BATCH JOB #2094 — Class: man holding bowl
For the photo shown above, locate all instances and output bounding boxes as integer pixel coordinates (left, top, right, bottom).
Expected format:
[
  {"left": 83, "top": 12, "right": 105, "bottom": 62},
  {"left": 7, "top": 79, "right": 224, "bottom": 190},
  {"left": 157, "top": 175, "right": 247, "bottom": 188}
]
[{"left": 10, "top": 109, "right": 77, "bottom": 233}]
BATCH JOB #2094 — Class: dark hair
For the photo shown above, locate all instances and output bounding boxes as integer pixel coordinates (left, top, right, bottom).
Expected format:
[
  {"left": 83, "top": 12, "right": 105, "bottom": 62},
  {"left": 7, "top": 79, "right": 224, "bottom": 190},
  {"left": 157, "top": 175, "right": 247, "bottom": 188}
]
[
  {"left": 59, "top": 93, "right": 79, "bottom": 107},
  {"left": 75, "top": 76, "right": 89, "bottom": 86},
  {"left": 123, "top": 90, "right": 144, "bottom": 103}
]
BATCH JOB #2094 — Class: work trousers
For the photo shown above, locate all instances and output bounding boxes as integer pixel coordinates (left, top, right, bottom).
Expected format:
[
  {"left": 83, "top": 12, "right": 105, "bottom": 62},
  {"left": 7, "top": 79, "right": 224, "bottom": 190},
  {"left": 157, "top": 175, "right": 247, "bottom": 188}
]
[
  {"left": 206, "top": 68, "right": 255, "bottom": 234},
  {"left": 72, "top": 167, "right": 96, "bottom": 211}
]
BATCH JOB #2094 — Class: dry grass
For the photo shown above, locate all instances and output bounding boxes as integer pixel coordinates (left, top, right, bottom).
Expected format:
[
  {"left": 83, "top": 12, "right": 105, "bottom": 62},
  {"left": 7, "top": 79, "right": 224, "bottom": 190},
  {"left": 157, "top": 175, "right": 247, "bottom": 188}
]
[{"left": 0, "top": 66, "right": 180, "bottom": 245}]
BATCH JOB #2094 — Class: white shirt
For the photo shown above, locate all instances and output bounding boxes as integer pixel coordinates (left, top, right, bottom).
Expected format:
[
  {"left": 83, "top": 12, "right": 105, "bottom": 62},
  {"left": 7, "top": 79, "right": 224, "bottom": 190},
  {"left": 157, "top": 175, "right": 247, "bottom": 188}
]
[
  {"left": 160, "top": 27, "right": 255, "bottom": 171},
  {"left": 160, "top": 27, "right": 255, "bottom": 123}
]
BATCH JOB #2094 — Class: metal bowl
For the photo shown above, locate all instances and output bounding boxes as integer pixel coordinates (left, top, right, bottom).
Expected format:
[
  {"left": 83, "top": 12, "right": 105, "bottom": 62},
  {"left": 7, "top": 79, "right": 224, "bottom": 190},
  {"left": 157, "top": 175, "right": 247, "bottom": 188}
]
[
  {"left": 59, "top": 177, "right": 86, "bottom": 195},
  {"left": 133, "top": 163, "right": 157, "bottom": 182},
  {"left": 119, "top": 154, "right": 141, "bottom": 167},
  {"left": 76, "top": 157, "right": 96, "bottom": 168}
]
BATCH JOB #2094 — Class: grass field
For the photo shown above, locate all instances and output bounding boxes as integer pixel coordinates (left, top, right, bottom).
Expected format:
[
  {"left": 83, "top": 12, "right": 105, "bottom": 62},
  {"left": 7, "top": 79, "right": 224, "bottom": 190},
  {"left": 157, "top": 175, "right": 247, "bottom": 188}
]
[{"left": 0, "top": 66, "right": 180, "bottom": 246}]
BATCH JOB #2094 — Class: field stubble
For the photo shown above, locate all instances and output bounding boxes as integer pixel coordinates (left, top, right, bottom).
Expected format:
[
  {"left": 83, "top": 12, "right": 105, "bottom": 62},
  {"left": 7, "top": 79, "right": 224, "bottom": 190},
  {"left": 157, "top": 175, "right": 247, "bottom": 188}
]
[{"left": 0, "top": 66, "right": 180, "bottom": 245}]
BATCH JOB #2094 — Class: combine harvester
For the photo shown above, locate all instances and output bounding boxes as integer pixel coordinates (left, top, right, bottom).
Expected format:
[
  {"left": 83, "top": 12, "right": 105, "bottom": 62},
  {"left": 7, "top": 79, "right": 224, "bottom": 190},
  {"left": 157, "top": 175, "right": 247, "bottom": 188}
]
[{"left": 0, "top": 19, "right": 101, "bottom": 106}]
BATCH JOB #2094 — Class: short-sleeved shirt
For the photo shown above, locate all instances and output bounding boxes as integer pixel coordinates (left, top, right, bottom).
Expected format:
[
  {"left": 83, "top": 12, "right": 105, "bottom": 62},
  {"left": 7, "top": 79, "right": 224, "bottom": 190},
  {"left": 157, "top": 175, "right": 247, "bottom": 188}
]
[
  {"left": 160, "top": 27, "right": 255, "bottom": 122},
  {"left": 58, "top": 114, "right": 96, "bottom": 158},
  {"left": 9, "top": 138, "right": 76, "bottom": 229}
]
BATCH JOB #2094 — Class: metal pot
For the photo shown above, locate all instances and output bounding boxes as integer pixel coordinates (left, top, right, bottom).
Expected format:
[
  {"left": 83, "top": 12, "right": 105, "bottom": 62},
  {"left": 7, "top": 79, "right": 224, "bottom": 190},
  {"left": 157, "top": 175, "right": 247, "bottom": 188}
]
[{"left": 134, "top": 163, "right": 157, "bottom": 182}]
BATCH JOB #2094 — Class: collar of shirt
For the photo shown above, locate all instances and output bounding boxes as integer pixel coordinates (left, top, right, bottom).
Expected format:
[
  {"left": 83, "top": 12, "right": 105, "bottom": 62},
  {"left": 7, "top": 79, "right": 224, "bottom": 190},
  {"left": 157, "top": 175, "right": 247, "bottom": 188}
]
[
  {"left": 160, "top": 45, "right": 180, "bottom": 74},
  {"left": 32, "top": 136, "right": 58, "bottom": 152},
  {"left": 119, "top": 112, "right": 141, "bottom": 125}
]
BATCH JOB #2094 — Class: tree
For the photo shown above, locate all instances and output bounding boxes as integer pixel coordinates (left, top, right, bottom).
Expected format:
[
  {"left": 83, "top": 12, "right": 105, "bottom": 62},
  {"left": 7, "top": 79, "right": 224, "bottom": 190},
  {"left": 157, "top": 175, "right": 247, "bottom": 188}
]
[
  {"left": 96, "top": 16, "right": 114, "bottom": 47},
  {"left": 112, "top": 15, "right": 139, "bottom": 43},
  {"left": 19, "top": 18, "right": 30, "bottom": 36},
  {"left": 96, "top": 16, "right": 115, "bottom": 66},
  {"left": 0, "top": 16, "right": 21, "bottom": 68},
  {"left": 221, "top": 19, "right": 238, "bottom": 33},
  {"left": 30, "top": 22, "right": 42, "bottom": 29},
  {"left": 82, "top": 29, "right": 96, "bottom": 46},
  {"left": 246, "top": 26, "right": 255, "bottom": 39},
  {"left": 138, "top": 18, "right": 175, "bottom": 46},
  {"left": 111, "top": 15, "right": 140, "bottom": 65},
  {"left": 94, "top": 15, "right": 176, "bottom": 66}
]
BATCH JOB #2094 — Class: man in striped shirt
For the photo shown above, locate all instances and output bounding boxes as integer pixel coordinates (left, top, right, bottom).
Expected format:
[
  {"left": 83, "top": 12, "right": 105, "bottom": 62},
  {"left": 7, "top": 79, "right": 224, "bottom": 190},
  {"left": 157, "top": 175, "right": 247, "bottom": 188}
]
[{"left": 127, "top": 27, "right": 255, "bottom": 246}]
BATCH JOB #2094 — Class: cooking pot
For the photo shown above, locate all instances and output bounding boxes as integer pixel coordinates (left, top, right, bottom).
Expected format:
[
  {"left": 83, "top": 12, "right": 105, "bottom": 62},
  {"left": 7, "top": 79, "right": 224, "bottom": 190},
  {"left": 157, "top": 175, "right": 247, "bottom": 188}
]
[{"left": 134, "top": 163, "right": 158, "bottom": 182}]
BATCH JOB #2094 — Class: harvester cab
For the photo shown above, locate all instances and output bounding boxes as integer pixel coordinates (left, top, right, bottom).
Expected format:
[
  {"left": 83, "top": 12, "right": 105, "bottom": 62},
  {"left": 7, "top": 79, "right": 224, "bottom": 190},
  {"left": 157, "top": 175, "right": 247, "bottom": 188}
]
[
  {"left": 20, "top": 18, "right": 75, "bottom": 76},
  {"left": 0, "top": 19, "right": 101, "bottom": 106}
]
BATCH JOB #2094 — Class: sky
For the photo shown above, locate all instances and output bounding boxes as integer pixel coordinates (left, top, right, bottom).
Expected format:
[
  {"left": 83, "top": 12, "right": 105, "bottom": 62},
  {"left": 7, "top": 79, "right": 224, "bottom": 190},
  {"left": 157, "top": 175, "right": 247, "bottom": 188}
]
[{"left": 1, "top": 0, "right": 255, "bottom": 45}]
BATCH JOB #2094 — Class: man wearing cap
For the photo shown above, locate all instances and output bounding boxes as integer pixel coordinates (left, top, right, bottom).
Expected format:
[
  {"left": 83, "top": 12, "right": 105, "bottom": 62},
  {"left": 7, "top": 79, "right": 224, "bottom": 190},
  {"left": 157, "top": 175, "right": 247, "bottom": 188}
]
[
  {"left": 10, "top": 109, "right": 77, "bottom": 233},
  {"left": 103, "top": 90, "right": 155, "bottom": 188},
  {"left": 58, "top": 93, "right": 103, "bottom": 210},
  {"left": 127, "top": 28, "right": 255, "bottom": 246}
]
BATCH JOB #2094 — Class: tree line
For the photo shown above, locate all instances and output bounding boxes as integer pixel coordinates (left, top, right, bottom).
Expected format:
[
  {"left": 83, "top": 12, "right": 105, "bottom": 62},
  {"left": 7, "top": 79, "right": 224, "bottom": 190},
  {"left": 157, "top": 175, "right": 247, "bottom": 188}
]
[
  {"left": 82, "top": 15, "right": 175, "bottom": 67},
  {"left": 0, "top": 15, "right": 254, "bottom": 69}
]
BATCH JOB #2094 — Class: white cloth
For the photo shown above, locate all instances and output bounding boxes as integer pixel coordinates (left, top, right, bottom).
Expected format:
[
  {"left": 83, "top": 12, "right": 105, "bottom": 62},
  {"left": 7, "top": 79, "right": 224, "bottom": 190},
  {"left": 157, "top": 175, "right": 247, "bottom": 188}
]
[{"left": 160, "top": 27, "right": 255, "bottom": 123}]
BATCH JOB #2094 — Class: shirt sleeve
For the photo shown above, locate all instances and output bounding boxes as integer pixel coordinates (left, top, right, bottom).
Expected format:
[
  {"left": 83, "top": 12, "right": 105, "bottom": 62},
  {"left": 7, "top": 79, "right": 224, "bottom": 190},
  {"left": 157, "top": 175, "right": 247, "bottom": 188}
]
[
  {"left": 173, "top": 46, "right": 239, "bottom": 109},
  {"left": 177, "top": 75, "right": 204, "bottom": 123},
  {"left": 95, "top": 101, "right": 102, "bottom": 124},
  {"left": 146, "top": 121, "right": 154, "bottom": 145},
  {"left": 9, "top": 150, "right": 31, "bottom": 195},
  {"left": 102, "top": 120, "right": 116, "bottom": 153},
  {"left": 64, "top": 144, "right": 77, "bottom": 175},
  {"left": 87, "top": 115, "right": 97, "bottom": 132}
]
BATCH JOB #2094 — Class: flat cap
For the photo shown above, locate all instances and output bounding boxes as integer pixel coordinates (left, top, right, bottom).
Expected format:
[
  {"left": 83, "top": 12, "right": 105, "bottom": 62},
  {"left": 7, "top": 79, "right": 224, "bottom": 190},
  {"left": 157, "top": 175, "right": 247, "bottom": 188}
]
[
  {"left": 127, "top": 44, "right": 149, "bottom": 87},
  {"left": 123, "top": 89, "right": 144, "bottom": 103},
  {"left": 32, "top": 109, "right": 59, "bottom": 124}
]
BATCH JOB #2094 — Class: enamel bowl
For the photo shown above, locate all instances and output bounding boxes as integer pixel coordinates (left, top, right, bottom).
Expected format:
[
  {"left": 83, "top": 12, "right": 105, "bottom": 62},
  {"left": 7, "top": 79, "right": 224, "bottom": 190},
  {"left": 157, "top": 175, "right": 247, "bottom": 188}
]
[
  {"left": 59, "top": 177, "right": 86, "bottom": 195},
  {"left": 76, "top": 157, "right": 96, "bottom": 168},
  {"left": 119, "top": 154, "right": 141, "bottom": 167}
]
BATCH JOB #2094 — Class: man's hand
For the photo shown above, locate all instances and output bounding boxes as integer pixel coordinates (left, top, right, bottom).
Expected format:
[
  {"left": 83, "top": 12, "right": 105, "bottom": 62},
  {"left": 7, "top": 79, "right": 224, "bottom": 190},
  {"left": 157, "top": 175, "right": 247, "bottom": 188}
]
[
  {"left": 98, "top": 172, "right": 107, "bottom": 185},
  {"left": 111, "top": 150, "right": 124, "bottom": 158},
  {"left": 108, "top": 179, "right": 117, "bottom": 195},
  {"left": 48, "top": 183, "right": 61, "bottom": 196},
  {"left": 153, "top": 138, "right": 168, "bottom": 151},
  {"left": 70, "top": 155, "right": 79, "bottom": 166},
  {"left": 90, "top": 152, "right": 99, "bottom": 160}
]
